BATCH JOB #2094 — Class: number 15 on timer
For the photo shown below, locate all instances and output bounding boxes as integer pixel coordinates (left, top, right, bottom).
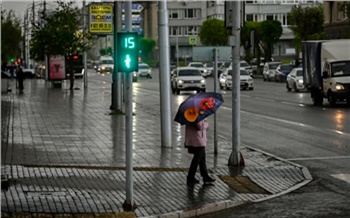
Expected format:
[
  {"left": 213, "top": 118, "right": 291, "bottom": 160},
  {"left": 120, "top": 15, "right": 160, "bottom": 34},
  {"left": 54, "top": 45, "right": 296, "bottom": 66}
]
[{"left": 117, "top": 32, "right": 138, "bottom": 72}]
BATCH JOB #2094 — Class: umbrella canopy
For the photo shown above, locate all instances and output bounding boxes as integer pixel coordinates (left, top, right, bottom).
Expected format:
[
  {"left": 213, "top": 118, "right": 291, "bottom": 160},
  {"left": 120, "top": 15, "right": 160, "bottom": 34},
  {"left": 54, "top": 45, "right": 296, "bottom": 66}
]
[{"left": 174, "top": 92, "right": 224, "bottom": 125}]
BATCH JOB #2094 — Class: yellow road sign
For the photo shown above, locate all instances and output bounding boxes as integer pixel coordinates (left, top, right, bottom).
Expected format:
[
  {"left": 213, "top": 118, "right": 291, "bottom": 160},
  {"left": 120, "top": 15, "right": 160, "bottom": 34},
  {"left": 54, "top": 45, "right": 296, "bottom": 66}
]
[{"left": 89, "top": 4, "right": 113, "bottom": 34}]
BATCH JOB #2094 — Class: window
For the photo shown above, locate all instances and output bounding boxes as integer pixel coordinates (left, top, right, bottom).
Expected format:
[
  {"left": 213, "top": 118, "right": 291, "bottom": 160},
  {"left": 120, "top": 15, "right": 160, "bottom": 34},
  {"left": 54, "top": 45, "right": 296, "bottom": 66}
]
[
  {"left": 266, "top": 15, "right": 274, "bottom": 20},
  {"left": 169, "top": 9, "right": 178, "bottom": 19},
  {"left": 246, "top": 14, "right": 254, "bottom": 21},
  {"left": 184, "top": 9, "right": 199, "bottom": 19}
]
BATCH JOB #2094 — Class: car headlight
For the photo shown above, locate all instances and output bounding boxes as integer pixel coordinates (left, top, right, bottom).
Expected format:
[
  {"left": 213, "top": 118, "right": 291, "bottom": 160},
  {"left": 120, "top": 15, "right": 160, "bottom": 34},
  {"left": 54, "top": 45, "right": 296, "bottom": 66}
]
[
  {"left": 201, "top": 79, "right": 206, "bottom": 84},
  {"left": 133, "top": 72, "right": 137, "bottom": 76},
  {"left": 148, "top": 70, "right": 151, "bottom": 74},
  {"left": 335, "top": 83, "right": 345, "bottom": 91},
  {"left": 248, "top": 78, "right": 253, "bottom": 82},
  {"left": 101, "top": 66, "right": 106, "bottom": 70},
  {"left": 203, "top": 69, "right": 207, "bottom": 73},
  {"left": 178, "top": 80, "right": 183, "bottom": 84},
  {"left": 297, "top": 79, "right": 303, "bottom": 84}
]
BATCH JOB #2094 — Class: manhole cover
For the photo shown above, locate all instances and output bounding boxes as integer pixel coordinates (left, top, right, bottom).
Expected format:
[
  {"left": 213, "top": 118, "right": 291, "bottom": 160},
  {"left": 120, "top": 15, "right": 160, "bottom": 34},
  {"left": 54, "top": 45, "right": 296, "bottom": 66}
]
[{"left": 219, "top": 175, "right": 270, "bottom": 194}]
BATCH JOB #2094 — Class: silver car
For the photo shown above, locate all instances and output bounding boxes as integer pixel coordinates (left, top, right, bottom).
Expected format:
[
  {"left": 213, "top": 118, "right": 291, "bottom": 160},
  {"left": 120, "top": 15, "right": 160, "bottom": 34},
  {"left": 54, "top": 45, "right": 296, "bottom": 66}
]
[
  {"left": 171, "top": 67, "right": 206, "bottom": 95},
  {"left": 286, "top": 67, "right": 305, "bottom": 92},
  {"left": 263, "top": 61, "right": 282, "bottom": 81}
]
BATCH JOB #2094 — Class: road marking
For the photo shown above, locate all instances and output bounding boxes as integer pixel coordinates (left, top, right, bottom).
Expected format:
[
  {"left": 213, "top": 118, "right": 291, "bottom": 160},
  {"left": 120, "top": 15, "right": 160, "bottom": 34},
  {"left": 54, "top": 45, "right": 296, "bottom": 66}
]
[
  {"left": 330, "top": 174, "right": 350, "bottom": 184},
  {"left": 221, "top": 106, "right": 350, "bottom": 137},
  {"left": 286, "top": 156, "right": 350, "bottom": 161}
]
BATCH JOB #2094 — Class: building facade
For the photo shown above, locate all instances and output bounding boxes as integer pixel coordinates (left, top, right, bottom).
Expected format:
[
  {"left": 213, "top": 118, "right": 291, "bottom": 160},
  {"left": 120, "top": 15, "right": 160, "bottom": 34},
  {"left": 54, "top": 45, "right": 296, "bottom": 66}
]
[{"left": 323, "top": 1, "right": 350, "bottom": 39}]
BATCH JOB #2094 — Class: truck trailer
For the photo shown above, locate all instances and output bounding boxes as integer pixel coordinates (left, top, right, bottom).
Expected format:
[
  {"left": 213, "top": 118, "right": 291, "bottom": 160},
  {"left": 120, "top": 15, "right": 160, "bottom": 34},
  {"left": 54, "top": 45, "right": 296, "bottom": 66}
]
[{"left": 302, "top": 40, "right": 350, "bottom": 106}]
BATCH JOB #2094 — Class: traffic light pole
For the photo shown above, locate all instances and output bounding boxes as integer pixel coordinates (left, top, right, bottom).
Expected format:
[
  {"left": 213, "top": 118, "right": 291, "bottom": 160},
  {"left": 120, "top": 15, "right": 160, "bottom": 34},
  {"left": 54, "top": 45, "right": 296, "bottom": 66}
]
[
  {"left": 122, "top": 1, "right": 136, "bottom": 211},
  {"left": 158, "top": 0, "right": 172, "bottom": 148},
  {"left": 228, "top": 1, "right": 244, "bottom": 167}
]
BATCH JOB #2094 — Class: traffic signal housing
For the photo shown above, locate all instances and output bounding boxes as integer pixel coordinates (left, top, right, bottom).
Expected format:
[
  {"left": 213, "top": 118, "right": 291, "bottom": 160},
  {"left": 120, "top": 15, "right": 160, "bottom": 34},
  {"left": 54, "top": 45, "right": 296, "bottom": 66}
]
[{"left": 117, "top": 32, "right": 138, "bottom": 73}]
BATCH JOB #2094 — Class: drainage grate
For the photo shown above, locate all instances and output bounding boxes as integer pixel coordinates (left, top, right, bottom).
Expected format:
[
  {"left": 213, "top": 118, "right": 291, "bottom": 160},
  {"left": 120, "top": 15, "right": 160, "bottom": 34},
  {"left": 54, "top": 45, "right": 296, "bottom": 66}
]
[{"left": 219, "top": 175, "right": 270, "bottom": 194}]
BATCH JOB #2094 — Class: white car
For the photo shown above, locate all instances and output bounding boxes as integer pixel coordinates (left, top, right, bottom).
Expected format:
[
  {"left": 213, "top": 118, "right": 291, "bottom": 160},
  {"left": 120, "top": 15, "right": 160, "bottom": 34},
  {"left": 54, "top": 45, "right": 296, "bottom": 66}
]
[
  {"left": 138, "top": 63, "right": 152, "bottom": 78},
  {"left": 187, "top": 62, "right": 210, "bottom": 78},
  {"left": 171, "top": 67, "right": 206, "bottom": 95},
  {"left": 219, "top": 67, "right": 254, "bottom": 90},
  {"left": 286, "top": 67, "right": 305, "bottom": 92},
  {"left": 263, "top": 61, "right": 282, "bottom": 81}
]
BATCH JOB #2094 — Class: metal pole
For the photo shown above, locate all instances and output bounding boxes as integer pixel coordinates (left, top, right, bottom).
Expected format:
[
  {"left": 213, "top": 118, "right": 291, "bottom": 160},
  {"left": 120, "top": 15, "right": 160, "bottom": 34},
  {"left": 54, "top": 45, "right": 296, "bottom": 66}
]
[
  {"left": 213, "top": 48, "right": 218, "bottom": 154},
  {"left": 176, "top": 27, "right": 179, "bottom": 67},
  {"left": 228, "top": 1, "right": 244, "bottom": 167},
  {"left": 83, "top": 0, "right": 87, "bottom": 89},
  {"left": 116, "top": 1, "right": 122, "bottom": 111},
  {"left": 123, "top": 0, "right": 135, "bottom": 210},
  {"left": 158, "top": 0, "right": 172, "bottom": 148}
]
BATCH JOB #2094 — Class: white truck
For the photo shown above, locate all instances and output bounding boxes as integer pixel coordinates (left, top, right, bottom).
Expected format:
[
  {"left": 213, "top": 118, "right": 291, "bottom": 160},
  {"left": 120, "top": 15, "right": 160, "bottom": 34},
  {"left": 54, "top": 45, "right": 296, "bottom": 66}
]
[{"left": 302, "top": 40, "right": 350, "bottom": 106}]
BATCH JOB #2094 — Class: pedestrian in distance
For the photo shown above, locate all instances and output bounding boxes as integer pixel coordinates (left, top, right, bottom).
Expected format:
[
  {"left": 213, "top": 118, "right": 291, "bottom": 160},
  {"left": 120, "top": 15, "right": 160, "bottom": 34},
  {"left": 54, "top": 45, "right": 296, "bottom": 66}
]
[
  {"left": 16, "top": 64, "right": 24, "bottom": 94},
  {"left": 185, "top": 119, "right": 216, "bottom": 186}
]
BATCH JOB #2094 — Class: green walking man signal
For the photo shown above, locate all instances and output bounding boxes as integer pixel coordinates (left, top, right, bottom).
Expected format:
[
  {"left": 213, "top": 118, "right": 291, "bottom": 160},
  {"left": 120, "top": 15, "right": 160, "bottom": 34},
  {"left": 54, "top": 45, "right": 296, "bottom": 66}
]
[{"left": 117, "top": 32, "right": 138, "bottom": 73}]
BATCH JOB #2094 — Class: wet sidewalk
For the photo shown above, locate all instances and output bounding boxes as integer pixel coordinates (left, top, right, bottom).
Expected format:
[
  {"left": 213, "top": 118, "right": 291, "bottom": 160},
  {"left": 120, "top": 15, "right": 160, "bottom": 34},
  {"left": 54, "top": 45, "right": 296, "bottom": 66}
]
[{"left": 1, "top": 78, "right": 312, "bottom": 217}]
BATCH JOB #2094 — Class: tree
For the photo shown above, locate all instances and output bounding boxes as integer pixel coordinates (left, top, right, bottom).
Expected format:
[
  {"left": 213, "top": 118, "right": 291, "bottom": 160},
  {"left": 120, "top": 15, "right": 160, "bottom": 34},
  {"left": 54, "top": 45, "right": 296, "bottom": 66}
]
[
  {"left": 260, "top": 20, "right": 283, "bottom": 61},
  {"left": 1, "top": 9, "right": 22, "bottom": 64},
  {"left": 289, "top": 5, "right": 325, "bottom": 53},
  {"left": 30, "top": 0, "right": 94, "bottom": 90},
  {"left": 241, "top": 21, "right": 261, "bottom": 62},
  {"left": 339, "top": 2, "right": 350, "bottom": 24},
  {"left": 199, "top": 18, "right": 229, "bottom": 46},
  {"left": 139, "top": 37, "right": 156, "bottom": 61}
]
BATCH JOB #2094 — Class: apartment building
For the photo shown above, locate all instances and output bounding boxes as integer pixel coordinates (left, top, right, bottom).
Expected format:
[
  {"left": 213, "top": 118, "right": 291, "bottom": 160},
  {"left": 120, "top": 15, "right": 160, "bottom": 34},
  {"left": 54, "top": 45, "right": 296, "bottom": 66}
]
[{"left": 323, "top": 1, "right": 350, "bottom": 39}]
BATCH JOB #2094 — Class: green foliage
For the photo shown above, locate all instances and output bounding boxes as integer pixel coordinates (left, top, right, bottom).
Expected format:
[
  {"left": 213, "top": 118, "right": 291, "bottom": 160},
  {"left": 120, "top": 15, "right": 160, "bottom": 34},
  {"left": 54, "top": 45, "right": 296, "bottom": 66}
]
[
  {"left": 1, "top": 9, "right": 22, "bottom": 63},
  {"left": 30, "top": 1, "right": 95, "bottom": 61},
  {"left": 260, "top": 20, "right": 283, "bottom": 45},
  {"left": 339, "top": 2, "right": 350, "bottom": 23},
  {"left": 289, "top": 5, "right": 325, "bottom": 52},
  {"left": 260, "top": 20, "right": 283, "bottom": 61},
  {"left": 138, "top": 37, "right": 156, "bottom": 61},
  {"left": 99, "top": 47, "right": 113, "bottom": 56},
  {"left": 199, "top": 18, "right": 229, "bottom": 46},
  {"left": 241, "top": 21, "right": 262, "bottom": 62}
]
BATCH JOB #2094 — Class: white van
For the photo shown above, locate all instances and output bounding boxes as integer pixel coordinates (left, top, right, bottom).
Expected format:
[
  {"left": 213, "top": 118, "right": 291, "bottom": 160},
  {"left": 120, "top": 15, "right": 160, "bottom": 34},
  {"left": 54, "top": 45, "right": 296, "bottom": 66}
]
[{"left": 98, "top": 56, "right": 114, "bottom": 74}]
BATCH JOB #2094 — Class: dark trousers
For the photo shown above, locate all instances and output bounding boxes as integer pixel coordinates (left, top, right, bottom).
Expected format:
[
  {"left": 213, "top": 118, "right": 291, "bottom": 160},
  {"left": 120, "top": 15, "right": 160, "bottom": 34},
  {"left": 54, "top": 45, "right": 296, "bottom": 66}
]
[
  {"left": 187, "top": 147, "right": 209, "bottom": 179},
  {"left": 18, "top": 78, "right": 24, "bottom": 91}
]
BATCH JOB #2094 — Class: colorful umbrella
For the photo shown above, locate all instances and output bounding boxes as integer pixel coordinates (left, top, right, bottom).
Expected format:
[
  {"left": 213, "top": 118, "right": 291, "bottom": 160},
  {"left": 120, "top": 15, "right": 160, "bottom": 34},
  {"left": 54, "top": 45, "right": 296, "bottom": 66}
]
[{"left": 174, "top": 92, "right": 224, "bottom": 125}]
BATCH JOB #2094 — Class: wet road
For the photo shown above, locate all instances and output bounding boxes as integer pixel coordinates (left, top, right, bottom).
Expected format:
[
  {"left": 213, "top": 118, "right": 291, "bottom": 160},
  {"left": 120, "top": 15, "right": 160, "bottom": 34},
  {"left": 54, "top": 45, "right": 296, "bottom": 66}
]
[{"left": 89, "top": 68, "right": 350, "bottom": 217}]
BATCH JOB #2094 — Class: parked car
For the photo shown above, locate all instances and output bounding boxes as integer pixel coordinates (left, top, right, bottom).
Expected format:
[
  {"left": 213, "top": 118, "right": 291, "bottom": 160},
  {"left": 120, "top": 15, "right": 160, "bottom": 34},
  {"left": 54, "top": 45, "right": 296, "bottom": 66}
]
[
  {"left": 171, "top": 67, "right": 206, "bottom": 95},
  {"left": 23, "top": 68, "right": 38, "bottom": 79},
  {"left": 229, "top": 61, "right": 253, "bottom": 77},
  {"left": 275, "top": 64, "right": 294, "bottom": 82},
  {"left": 262, "top": 61, "right": 282, "bottom": 81},
  {"left": 187, "top": 62, "right": 210, "bottom": 78},
  {"left": 219, "top": 67, "right": 254, "bottom": 90},
  {"left": 138, "top": 62, "right": 152, "bottom": 78},
  {"left": 286, "top": 67, "right": 305, "bottom": 92},
  {"left": 1, "top": 71, "right": 11, "bottom": 93},
  {"left": 240, "top": 60, "right": 253, "bottom": 77}
]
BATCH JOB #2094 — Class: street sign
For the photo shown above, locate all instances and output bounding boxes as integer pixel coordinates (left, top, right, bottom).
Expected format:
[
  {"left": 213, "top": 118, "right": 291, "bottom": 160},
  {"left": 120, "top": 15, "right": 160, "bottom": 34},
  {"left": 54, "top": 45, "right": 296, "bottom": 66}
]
[
  {"left": 189, "top": 36, "right": 198, "bottom": 45},
  {"left": 117, "top": 32, "right": 139, "bottom": 72},
  {"left": 89, "top": 4, "right": 113, "bottom": 34},
  {"left": 122, "top": 15, "right": 144, "bottom": 24},
  {"left": 122, "top": 3, "right": 144, "bottom": 12}
]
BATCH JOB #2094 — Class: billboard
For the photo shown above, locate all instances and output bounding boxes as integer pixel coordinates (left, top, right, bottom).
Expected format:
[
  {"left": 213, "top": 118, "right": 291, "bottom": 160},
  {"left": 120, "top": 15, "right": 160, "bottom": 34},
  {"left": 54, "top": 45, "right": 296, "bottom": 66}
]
[
  {"left": 89, "top": 4, "right": 113, "bottom": 34},
  {"left": 49, "top": 56, "right": 66, "bottom": 80}
]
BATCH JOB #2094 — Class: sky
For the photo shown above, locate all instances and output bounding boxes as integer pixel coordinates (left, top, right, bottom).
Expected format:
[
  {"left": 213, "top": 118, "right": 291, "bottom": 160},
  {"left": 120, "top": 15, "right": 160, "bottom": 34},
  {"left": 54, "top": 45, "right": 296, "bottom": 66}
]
[{"left": 1, "top": 0, "right": 105, "bottom": 20}]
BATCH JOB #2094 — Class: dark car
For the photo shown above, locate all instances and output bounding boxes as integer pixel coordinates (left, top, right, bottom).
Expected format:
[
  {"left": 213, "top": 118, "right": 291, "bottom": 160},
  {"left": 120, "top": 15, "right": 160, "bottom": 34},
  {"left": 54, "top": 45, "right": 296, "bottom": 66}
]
[{"left": 275, "top": 64, "right": 294, "bottom": 82}]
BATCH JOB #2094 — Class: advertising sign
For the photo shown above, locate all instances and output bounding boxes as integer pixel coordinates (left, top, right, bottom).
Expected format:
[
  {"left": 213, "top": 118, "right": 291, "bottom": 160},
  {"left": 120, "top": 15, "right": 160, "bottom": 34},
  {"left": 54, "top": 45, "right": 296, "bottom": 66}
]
[
  {"left": 49, "top": 56, "right": 66, "bottom": 80},
  {"left": 89, "top": 4, "right": 113, "bottom": 34}
]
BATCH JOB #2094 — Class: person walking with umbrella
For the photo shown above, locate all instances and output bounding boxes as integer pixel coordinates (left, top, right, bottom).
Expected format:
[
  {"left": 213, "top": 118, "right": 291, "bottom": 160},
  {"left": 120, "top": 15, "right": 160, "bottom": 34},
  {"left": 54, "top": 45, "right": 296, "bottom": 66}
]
[
  {"left": 174, "top": 92, "right": 224, "bottom": 185},
  {"left": 185, "top": 119, "right": 216, "bottom": 185}
]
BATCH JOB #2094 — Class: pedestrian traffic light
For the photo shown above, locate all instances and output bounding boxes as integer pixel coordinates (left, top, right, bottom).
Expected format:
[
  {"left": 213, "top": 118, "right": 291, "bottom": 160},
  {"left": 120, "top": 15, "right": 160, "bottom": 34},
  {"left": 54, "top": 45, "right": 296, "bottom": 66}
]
[{"left": 117, "top": 32, "right": 138, "bottom": 73}]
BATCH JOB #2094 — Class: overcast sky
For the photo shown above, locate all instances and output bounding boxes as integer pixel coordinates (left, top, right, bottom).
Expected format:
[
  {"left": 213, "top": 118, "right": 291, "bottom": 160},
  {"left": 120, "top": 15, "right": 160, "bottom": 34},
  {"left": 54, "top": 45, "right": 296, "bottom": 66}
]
[{"left": 1, "top": 0, "right": 106, "bottom": 20}]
